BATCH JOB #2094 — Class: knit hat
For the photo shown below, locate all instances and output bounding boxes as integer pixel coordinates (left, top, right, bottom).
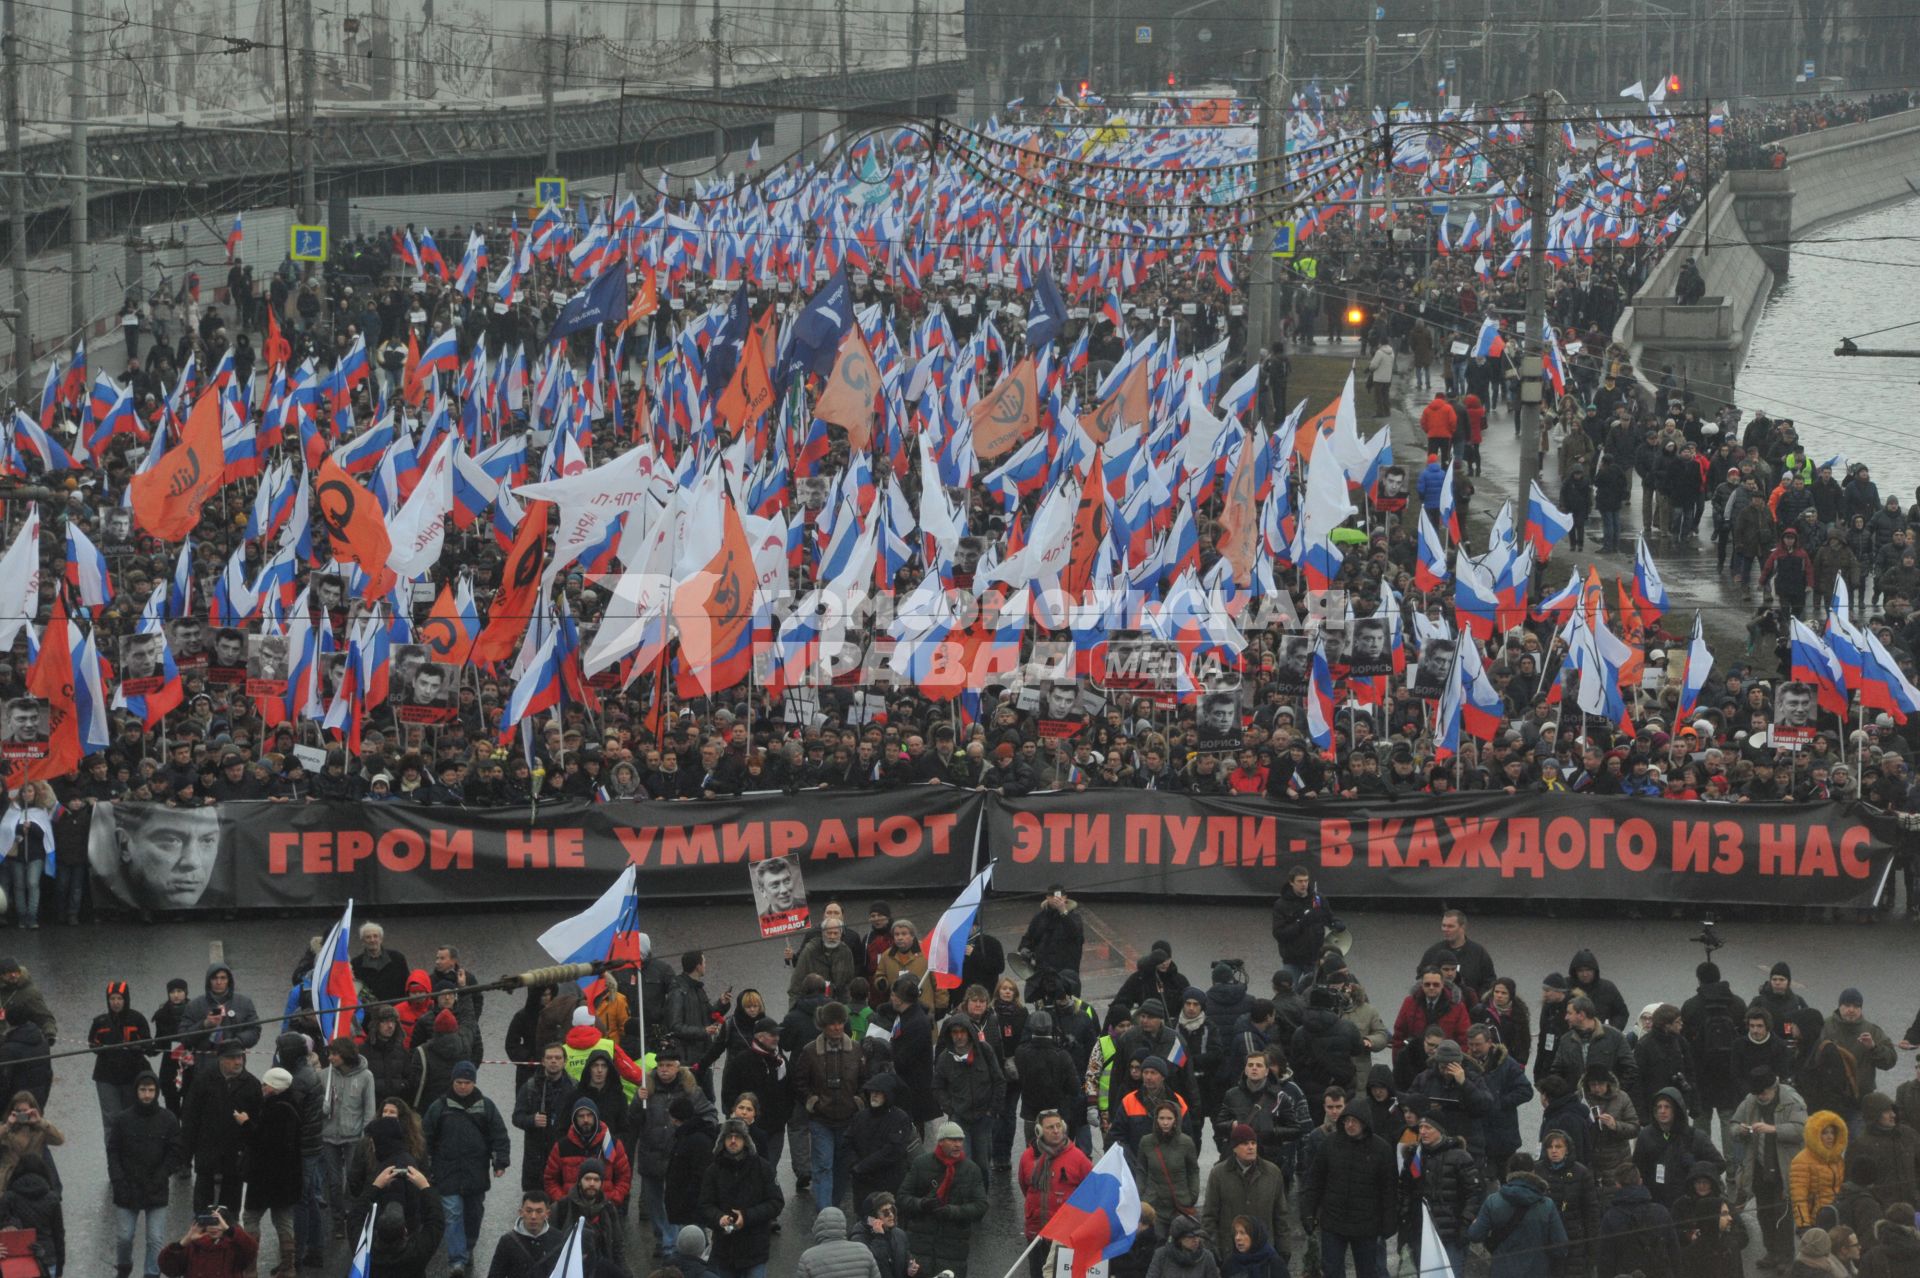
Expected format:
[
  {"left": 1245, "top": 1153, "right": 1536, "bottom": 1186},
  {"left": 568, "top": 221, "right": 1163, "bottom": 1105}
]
[
  {"left": 1211, "top": 961, "right": 1237, "bottom": 984},
  {"left": 1542, "top": 972, "right": 1569, "bottom": 992},
  {"left": 571, "top": 1006, "right": 596, "bottom": 1027},
  {"left": 1141, "top": 1056, "right": 1171, "bottom": 1077},
  {"left": 1840, "top": 987, "right": 1864, "bottom": 1007},
  {"left": 365, "top": 1117, "right": 404, "bottom": 1159},
  {"left": 1180, "top": 986, "right": 1206, "bottom": 1007},
  {"left": 1136, "top": 998, "right": 1167, "bottom": 1020},
  {"left": 675, "top": 1225, "right": 708, "bottom": 1260},
  {"left": 936, "top": 1120, "right": 966, "bottom": 1141},
  {"left": 261, "top": 1067, "right": 293, "bottom": 1092},
  {"left": 578, "top": 1158, "right": 607, "bottom": 1179},
  {"left": 167, "top": 978, "right": 190, "bottom": 994},
  {"left": 1696, "top": 962, "right": 1721, "bottom": 984},
  {"left": 1433, "top": 1040, "right": 1465, "bottom": 1065},
  {"left": 1229, "top": 1122, "right": 1257, "bottom": 1146},
  {"left": 1748, "top": 1067, "right": 1778, "bottom": 1094},
  {"left": 1799, "top": 1228, "right": 1834, "bottom": 1259},
  {"left": 669, "top": 1096, "right": 697, "bottom": 1122},
  {"left": 1418, "top": 1111, "right": 1451, "bottom": 1136},
  {"left": 1770, "top": 960, "right": 1792, "bottom": 980},
  {"left": 451, "top": 1061, "right": 477, "bottom": 1082},
  {"left": 433, "top": 1010, "right": 460, "bottom": 1034},
  {"left": 218, "top": 1040, "right": 248, "bottom": 1059}
]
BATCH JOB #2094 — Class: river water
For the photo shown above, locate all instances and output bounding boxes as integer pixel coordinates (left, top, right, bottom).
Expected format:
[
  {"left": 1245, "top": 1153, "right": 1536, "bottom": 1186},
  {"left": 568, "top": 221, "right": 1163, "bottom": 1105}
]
[{"left": 1737, "top": 197, "right": 1920, "bottom": 486}]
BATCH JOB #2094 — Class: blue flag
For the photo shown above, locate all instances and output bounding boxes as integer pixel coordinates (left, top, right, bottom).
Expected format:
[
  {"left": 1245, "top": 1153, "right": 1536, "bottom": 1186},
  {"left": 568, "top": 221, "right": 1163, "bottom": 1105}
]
[
  {"left": 776, "top": 267, "right": 852, "bottom": 391},
  {"left": 549, "top": 262, "right": 629, "bottom": 344},
  {"left": 1027, "top": 266, "right": 1068, "bottom": 349}
]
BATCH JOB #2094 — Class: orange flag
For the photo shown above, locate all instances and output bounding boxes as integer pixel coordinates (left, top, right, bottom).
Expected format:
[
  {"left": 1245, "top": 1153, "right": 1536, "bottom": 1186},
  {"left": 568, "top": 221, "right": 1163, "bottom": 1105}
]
[
  {"left": 264, "top": 308, "right": 292, "bottom": 369},
  {"left": 420, "top": 581, "right": 477, "bottom": 667},
  {"left": 313, "top": 456, "right": 395, "bottom": 598},
  {"left": 1084, "top": 357, "right": 1148, "bottom": 446},
  {"left": 616, "top": 266, "right": 660, "bottom": 338},
  {"left": 8, "top": 595, "right": 79, "bottom": 787},
  {"left": 1294, "top": 396, "right": 1339, "bottom": 464},
  {"left": 130, "top": 388, "right": 224, "bottom": 542},
  {"left": 969, "top": 356, "right": 1041, "bottom": 460},
  {"left": 673, "top": 500, "right": 756, "bottom": 698},
  {"left": 1216, "top": 431, "right": 1262, "bottom": 585},
  {"left": 814, "top": 330, "right": 881, "bottom": 451},
  {"left": 716, "top": 311, "right": 776, "bottom": 437},
  {"left": 472, "top": 500, "right": 552, "bottom": 664},
  {"left": 401, "top": 328, "right": 426, "bottom": 407}
]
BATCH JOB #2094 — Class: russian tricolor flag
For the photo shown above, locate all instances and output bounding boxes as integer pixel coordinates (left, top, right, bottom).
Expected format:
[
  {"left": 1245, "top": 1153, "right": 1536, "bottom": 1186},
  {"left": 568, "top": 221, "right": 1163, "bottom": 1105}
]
[
  {"left": 226, "top": 211, "right": 244, "bottom": 261},
  {"left": 314, "top": 900, "right": 359, "bottom": 1041},
  {"left": 65, "top": 520, "right": 113, "bottom": 610},
  {"left": 1415, "top": 507, "right": 1450, "bottom": 593},
  {"left": 1677, "top": 612, "right": 1713, "bottom": 718},
  {"left": 1471, "top": 316, "right": 1504, "bottom": 359},
  {"left": 1307, "top": 633, "right": 1337, "bottom": 754},
  {"left": 536, "top": 865, "right": 644, "bottom": 1006},
  {"left": 1524, "top": 479, "right": 1573, "bottom": 560},
  {"left": 1038, "top": 1144, "right": 1143, "bottom": 1278},
  {"left": 1453, "top": 555, "right": 1500, "bottom": 640},
  {"left": 926, "top": 862, "right": 993, "bottom": 990},
  {"left": 1632, "top": 537, "right": 1669, "bottom": 616}
]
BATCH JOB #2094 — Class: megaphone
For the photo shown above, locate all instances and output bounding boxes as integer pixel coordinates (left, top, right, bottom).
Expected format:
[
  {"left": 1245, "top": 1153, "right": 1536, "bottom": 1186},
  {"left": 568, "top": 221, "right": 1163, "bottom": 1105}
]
[{"left": 1324, "top": 922, "right": 1353, "bottom": 956}]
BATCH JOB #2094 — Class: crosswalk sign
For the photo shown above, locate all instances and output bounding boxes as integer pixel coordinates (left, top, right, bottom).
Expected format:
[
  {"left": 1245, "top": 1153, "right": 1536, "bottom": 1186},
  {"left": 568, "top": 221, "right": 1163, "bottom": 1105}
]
[
  {"left": 536, "top": 177, "right": 568, "bottom": 207},
  {"left": 290, "top": 225, "right": 328, "bottom": 262},
  {"left": 1271, "top": 221, "right": 1298, "bottom": 259}
]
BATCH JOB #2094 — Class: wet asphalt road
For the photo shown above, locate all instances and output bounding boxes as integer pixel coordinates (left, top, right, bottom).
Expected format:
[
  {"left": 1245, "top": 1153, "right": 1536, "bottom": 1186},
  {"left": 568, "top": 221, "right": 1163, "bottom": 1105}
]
[{"left": 16, "top": 894, "right": 1920, "bottom": 1277}]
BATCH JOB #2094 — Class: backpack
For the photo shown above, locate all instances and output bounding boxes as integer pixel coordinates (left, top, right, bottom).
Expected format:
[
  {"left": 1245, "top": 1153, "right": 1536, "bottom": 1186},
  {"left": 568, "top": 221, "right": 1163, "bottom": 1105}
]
[{"left": 1698, "top": 1001, "right": 1738, "bottom": 1063}]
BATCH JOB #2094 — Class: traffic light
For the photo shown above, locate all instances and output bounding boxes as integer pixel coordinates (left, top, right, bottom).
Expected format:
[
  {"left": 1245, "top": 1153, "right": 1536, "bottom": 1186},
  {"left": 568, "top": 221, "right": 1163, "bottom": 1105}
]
[
  {"left": 1167, "top": 72, "right": 1177, "bottom": 88},
  {"left": 1666, "top": 74, "right": 1682, "bottom": 94}
]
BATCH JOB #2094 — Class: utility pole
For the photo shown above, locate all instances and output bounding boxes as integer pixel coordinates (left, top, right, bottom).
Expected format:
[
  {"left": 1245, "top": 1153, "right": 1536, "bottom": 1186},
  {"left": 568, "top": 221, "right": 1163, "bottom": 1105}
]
[
  {"left": 1517, "top": 87, "right": 1554, "bottom": 509},
  {"left": 542, "top": 0, "right": 556, "bottom": 172},
  {"left": 3, "top": 0, "right": 31, "bottom": 403},
  {"left": 299, "top": 0, "right": 316, "bottom": 223},
  {"left": 1246, "top": 0, "right": 1289, "bottom": 357},
  {"left": 1363, "top": 2, "right": 1376, "bottom": 111},
  {"left": 909, "top": 0, "right": 921, "bottom": 113},
  {"left": 69, "top": 0, "right": 89, "bottom": 341},
  {"left": 837, "top": 0, "right": 849, "bottom": 91},
  {"left": 1598, "top": 0, "right": 1609, "bottom": 105},
  {"left": 711, "top": 4, "right": 724, "bottom": 165},
  {"left": 1480, "top": 0, "right": 1491, "bottom": 99}
]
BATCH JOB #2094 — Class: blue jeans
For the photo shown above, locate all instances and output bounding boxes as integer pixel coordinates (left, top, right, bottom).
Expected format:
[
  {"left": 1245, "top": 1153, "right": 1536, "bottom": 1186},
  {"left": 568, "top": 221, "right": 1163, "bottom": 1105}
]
[
  {"left": 5, "top": 859, "right": 39, "bottom": 926},
  {"left": 809, "top": 1120, "right": 853, "bottom": 1210},
  {"left": 116, "top": 1206, "right": 169, "bottom": 1276},
  {"left": 1319, "top": 1230, "right": 1387, "bottom": 1278},
  {"left": 1601, "top": 509, "right": 1622, "bottom": 550},
  {"left": 296, "top": 1153, "right": 326, "bottom": 1254},
  {"left": 641, "top": 1176, "right": 669, "bottom": 1251},
  {"left": 957, "top": 1115, "right": 995, "bottom": 1185},
  {"left": 440, "top": 1192, "right": 485, "bottom": 1268}
]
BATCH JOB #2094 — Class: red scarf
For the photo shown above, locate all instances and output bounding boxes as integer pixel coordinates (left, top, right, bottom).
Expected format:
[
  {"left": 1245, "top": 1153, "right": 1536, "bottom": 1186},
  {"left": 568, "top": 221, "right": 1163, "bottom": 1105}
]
[{"left": 933, "top": 1144, "right": 966, "bottom": 1203}]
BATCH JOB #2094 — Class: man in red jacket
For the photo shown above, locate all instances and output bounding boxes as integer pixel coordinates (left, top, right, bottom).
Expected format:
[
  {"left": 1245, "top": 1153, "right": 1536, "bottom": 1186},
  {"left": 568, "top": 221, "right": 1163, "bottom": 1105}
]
[{"left": 1420, "top": 394, "right": 1458, "bottom": 467}]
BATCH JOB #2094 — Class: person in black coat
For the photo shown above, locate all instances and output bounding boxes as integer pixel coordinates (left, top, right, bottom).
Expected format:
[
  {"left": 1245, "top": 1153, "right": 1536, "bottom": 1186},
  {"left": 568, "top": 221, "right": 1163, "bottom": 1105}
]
[
  {"left": 882, "top": 980, "right": 939, "bottom": 1126},
  {"left": 1303, "top": 1108, "right": 1398, "bottom": 1278},
  {"left": 697, "top": 1119, "right": 783, "bottom": 1276},
  {"left": 1631, "top": 1005, "right": 1700, "bottom": 1122},
  {"left": 152, "top": 980, "right": 195, "bottom": 1114},
  {"left": 1013, "top": 1012, "right": 1082, "bottom": 1127},
  {"left": 91, "top": 980, "right": 156, "bottom": 1131},
  {"left": 1540, "top": 1127, "right": 1600, "bottom": 1278},
  {"left": 181, "top": 1042, "right": 261, "bottom": 1210},
  {"left": 366, "top": 1193, "right": 446, "bottom": 1278},
  {"left": 503, "top": 986, "right": 557, "bottom": 1096},
  {"left": 718, "top": 1018, "right": 793, "bottom": 1156},
  {"left": 511, "top": 1047, "right": 576, "bottom": 1196},
  {"left": 847, "top": 1073, "right": 915, "bottom": 1208},
  {"left": 1596, "top": 1164, "right": 1682, "bottom": 1278},
  {"left": 0, "top": 1018, "right": 53, "bottom": 1111},
  {"left": 1567, "top": 949, "right": 1629, "bottom": 1031},
  {"left": 850, "top": 1193, "right": 914, "bottom": 1278},
  {"left": 1016, "top": 888, "right": 1084, "bottom": 995},
  {"left": 108, "top": 1071, "right": 181, "bottom": 1278},
  {"left": 483, "top": 1195, "right": 564, "bottom": 1278},
  {"left": 1401, "top": 1112, "right": 1485, "bottom": 1273},
  {"left": 661, "top": 1098, "right": 715, "bottom": 1234},
  {"left": 240, "top": 1069, "right": 305, "bottom": 1269}
]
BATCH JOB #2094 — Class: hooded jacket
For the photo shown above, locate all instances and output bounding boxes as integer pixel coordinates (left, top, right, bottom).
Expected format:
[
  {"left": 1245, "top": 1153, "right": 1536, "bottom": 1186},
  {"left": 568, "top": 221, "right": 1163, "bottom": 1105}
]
[
  {"left": 1303, "top": 1110, "right": 1398, "bottom": 1240},
  {"left": 1539, "top": 1137, "right": 1600, "bottom": 1276},
  {"left": 89, "top": 983, "right": 155, "bottom": 1085},
  {"left": 1596, "top": 1181, "right": 1682, "bottom": 1278},
  {"left": 0, "top": 972, "right": 55, "bottom": 1044},
  {"left": 1401, "top": 1130, "right": 1483, "bottom": 1244},
  {"left": 365, "top": 1196, "right": 446, "bottom": 1278},
  {"left": 107, "top": 1072, "right": 181, "bottom": 1207},
  {"left": 1865, "top": 1216, "right": 1920, "bottom": 1278},
  {"left": 1790, "top": 1109, "right": 1848, "bottom": 1227},
  {"left": 361, "top": 1008, "right": 416, "bottom": 1106},
  {"left": 0, "top": 1020, "right": 51, "bottom": 1109},
  {"left": 422, "top": 1085, "right": 510, "bottom": 1197},
  {"left": 697, "top": 1120, "right": 784, "bottom": 1272},
  {"left": 1466, "top": 1170, "right": 1567, "bottom": 1278},
  {"left": 931, "top": 1014, "right": 1003, "bottom": 1122},
  {"left": 1634, "top": 1085, "right": 1724, "bottom": 1206},
  {"left": 180, "top": 964, "right": 261, "bottom": 1062},
  {"left": 322, "top": 1056, "right": 377, "bottom": 1147},
  {"left": 1854, "top": 1092, "right": 1920, "bottom": 1207},
  {"left": 1145, "top": 1215, "right": 1221, "bottom": 1277},
  {"left": 1014, "top": 1020, "right": 1081, "bottom": 1122},
  {"left": 395, "top": 971, "right": 435, "bottom": 1044},
  {"left": 795, "top": 1206, "right": 881, "bottom": 1278},
  {"left": 847, "top": 1073, "right": 915, "bottom": 1200},
  {"left": 543, "top": 1098, "right": 633, "bottom": 1205},
  {"left": 1581, "top": 1066, "right": 1640, "bottom": 1181},
  {"left": 1567, "top": 950, "right": 1629, "bottom": 1030}
]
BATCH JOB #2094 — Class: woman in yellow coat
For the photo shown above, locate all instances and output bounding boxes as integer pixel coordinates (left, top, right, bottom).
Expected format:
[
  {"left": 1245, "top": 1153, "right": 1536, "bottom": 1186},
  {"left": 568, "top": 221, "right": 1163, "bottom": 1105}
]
[{"left": 1791, "top": 1109, "right": 1849, "bottom": 1228}]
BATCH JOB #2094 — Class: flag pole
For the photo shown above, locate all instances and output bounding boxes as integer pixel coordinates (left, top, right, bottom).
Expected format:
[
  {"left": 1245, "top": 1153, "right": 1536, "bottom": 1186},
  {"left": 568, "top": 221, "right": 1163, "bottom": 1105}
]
[{"left": 996, "top": 1234, "right": 1044, "bottom": 1278}]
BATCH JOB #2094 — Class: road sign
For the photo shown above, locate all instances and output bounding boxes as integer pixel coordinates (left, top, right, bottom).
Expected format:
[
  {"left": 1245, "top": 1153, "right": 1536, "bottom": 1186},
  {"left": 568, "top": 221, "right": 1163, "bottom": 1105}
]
[
  {"left": 535, "top": 176, "right": 568, "bottom": 207},
  {"left": 289, "top": 225, "right": 327, "bottom": 262},
  {"left": 1272, "top": 221, "right": 1298, "bottom": 258},
  {"left": 1802, "top": 60, "right": 1816, "bottom": 79},
  {"left": 1134, "top": 24, "right": 1152, "bottom": 43}
]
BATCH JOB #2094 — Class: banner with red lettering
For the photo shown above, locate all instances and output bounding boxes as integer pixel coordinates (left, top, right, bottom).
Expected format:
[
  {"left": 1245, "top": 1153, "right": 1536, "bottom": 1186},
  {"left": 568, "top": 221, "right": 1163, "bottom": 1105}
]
[
  {"left": 84, "top": 788, "right": 983, "bottom": 912},
  {"left": 83, "top": 789, "right": 1908, "bottom": 912},
  {"left": 984, "top": 791, "right": 1906, "bottom": 908}
]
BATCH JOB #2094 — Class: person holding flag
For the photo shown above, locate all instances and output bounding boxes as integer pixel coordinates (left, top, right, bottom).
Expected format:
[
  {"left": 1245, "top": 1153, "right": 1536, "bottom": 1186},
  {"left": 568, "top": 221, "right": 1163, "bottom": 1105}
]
[{"left": 898, "top": 1121, "right": 990, "bottom": 1278}]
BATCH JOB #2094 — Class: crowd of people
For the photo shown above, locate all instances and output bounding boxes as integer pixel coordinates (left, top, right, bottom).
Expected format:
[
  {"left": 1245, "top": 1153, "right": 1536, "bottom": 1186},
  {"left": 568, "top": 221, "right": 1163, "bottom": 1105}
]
[{"left": 0, "top": 892, "right": 1918, "bottom": 1278}]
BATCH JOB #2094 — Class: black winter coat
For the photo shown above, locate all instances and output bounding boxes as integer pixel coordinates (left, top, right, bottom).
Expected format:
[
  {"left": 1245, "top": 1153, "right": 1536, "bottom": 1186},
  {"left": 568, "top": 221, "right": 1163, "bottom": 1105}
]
[
  {"left": 107, "top": 1099, "right": 181, "bottom": 1208},
  {"left": 1302, "top": 1114, "right": 1398, "bottom": 1240},
  {"left": 181, "top": 1065, "right": 261, "bottom": 1164},
  {"left": 1401, "top": 1136, "right": 1484, "bottom": 1245},
  {"left": 244, "top": 1091, "right": 307, "bottom": 1210},
  {"left": 422, "top": 1092, "right": 510, "bottom": 1196},
  {"left": 1595, "top": 1184, "right": 1681, "bottom": 1278},
  {"left": 847, "top": 1098, "right": 915, "bottom": 1200},
  {"left": 697, "top": 1144, "right": 783, "bottom": 1271},
  {"left": 1014, "top": 1039, "right": 1082, "bottom": 1123},
  {"left": 1538, "top": 1156, "right": 1600, "bottom": 1278}
]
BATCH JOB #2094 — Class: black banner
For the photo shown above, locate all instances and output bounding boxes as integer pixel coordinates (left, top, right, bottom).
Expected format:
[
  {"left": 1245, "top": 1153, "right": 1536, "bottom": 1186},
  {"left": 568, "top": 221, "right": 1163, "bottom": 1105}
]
[
  {"left": 87, "top": 788, "right": 1910, "bottom": 912},
  {"left": 86, "top": 788, "right": 984, "bottom": 912},
  {"left": 984, "top": 790, "right": 1904, "bottom": 908}
]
